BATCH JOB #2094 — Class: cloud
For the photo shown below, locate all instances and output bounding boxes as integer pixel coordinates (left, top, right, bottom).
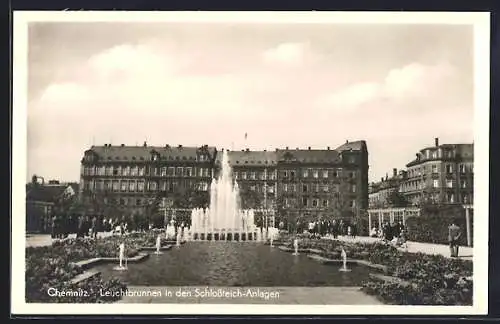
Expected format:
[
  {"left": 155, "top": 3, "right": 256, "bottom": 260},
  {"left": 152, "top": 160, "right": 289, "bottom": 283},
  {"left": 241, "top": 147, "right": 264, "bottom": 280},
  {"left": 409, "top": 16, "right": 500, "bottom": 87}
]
[
  {"left": 262, "top": 42, "right": 311, "bottom": 66},
  {"left": 317, "top": 62, "right": 459, "bottom": 111}
]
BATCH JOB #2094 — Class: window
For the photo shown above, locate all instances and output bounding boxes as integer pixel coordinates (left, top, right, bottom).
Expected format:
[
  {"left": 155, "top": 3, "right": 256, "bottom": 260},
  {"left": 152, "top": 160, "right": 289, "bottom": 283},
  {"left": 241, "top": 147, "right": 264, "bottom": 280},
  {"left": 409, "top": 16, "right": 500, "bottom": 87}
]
[
  {"left": 131, "top": 166, "right": 138, "bottom": 176},
  {"left": 268, "top": 171, "right": 276, "bottom": 180},
  {"left": 283, "top": 184, "right": 288, "bottom": 192},
  {"left": 459, "top": 164, "right": 466, "bottom": 174},
  {"left": 312, "top": 199, "right": 318, "bottom": 207},
  {"left": 203, "top": 168, "right": 210, "bottom": 177},
  {"left": 98, "top": 166, "right": 105, "bottom": 175},
  {"left": 105, "top": 181, "right": 112, "bottom": 190},
  {"left": 303, "top": 169, "right": 309, "bottom": 178},
  {"left": 241, "top": 172, "right": 247, "bottom": 180},
  {"left": 112, "top": 181, "right": 119, "bottom": 192},
  {"left": 333, "top": 170, "right": 338, "bottom": 178},
  {"left": 121, "top": 181, "right": 127, "bottom": 192},
  {"left": 138, "top": 167, "right": 145, "bottom": 176},
  {"left": 446, "top": 164, "right": 453, "bottom": 174},
  {"left": 96, "top": 180, "right": 104, "bottom": 191},
  {"left": 432, "top": 164, "right": 438, "bottom": 173},
  {"left": 302, "top": 197, "right": 308, "bottom": 207},
  {"left": 137, "top": 181, "right": 145, "bottom": 191},
  {"left": 314, "top": 184, "right": 320, "bottom": 192},
  {"left": 113, "top": 166, "right": 121, "bottom": 176},
  {"left": 446, "top": 180, "right": 454, "bottom": 188},
  {"left": 160, "top": 167, "right": 166, "bottom": 176},
  {"left": 149, "top": 182, "right": 157, "bottom": 191},
  {"left": 129, "top": 181, "right": 136, "bottom": 192},
  {"left": 447, "top": 193, "right": 455, "bottom": 203},
  {"left": 352, "top": 184, "right": 357, "bottom": 193},
  {"left": 322, "top": 199, "right": 329, "bottom": 207},
  {"left": 234, "top": 171, "right": 239, "bottom": 179},
  {"left": 433, "top": 179, "right": 439, "bottom": 188},
  {"left": 284, "top": 198, "right": 289, "bottom": 207},
  {"left": 302, "top": 184, "right": 308, "bottom": 192},
  {"left": 176, "top": 167, "right": 183, "bottom": 176},
  {"left": 185, "top": 167, "right": 192, "bottom": 177},
  {"left": 290, "top": 171, "right": 296, "bottom": 178},
  {"left": 136, "top": 199, "right": 142, "bottom": 206},
  {"left": 350, "top": 172, "right": 356, "bottom": 179},
  {"left": 462, "top": 194, "right": 468, "bottom": 203},
  {"left": 313, "top": 170, "right": 319, "bottom": 178},
  {"left": 432, "top": 151, "right": 438, "bottom": 159},
  {"left": 260, "top": 172, "right": 266, "bottom": 180},
  {"left": 323, "top": 170, "right": 328, "bottom": 178},
  {"left": 106, "top": 166, "right": 113, "bottom": 176},
  {"left": 323, "top": 185, "right": 329, "bottom": 193},
  {"left": 290, "top": 184, "right": 296, "bottom": 192},
  {"left": 250, "top": 185, "right": 256, "bottom": 191},
  {"left": 250, "top": 172, "right": 256, "bottom": 180},
  {"left": 349, "top": 200, "right": 356, "bottom": 208},
  {"left": 268, "top": 185, "right": 275, "bottom": 193},
  {"left": 283, "top": 171, "right": 288, "bottom": 178},
  {"left": 461, "top": 180, "right": 467, "bottom": 188}
]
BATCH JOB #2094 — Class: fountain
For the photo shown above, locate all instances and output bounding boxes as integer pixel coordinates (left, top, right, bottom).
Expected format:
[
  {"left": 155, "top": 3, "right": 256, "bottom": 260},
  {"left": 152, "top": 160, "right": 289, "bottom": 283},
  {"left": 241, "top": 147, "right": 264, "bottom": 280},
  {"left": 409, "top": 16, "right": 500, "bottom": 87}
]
[
  {"left": 292, "top": 238, "right": 299, "bottom": 255},
  {"left": 189, "top": 149, "right": 260, "bottom": 241},
  {"left": 165, "top": 219, "right": 176, "bottom": 240},
  {"left": 154, "top": 235, "right": 163, "bottom": 255},
  {"left": 113, "top": 242, "right": 128, "bottom": 271},
  {"left": 339, "top": 247, "right": 351, "bottom": 272},
  {"left": 270, "top": 236, "right": 274, "bottom": 247}
]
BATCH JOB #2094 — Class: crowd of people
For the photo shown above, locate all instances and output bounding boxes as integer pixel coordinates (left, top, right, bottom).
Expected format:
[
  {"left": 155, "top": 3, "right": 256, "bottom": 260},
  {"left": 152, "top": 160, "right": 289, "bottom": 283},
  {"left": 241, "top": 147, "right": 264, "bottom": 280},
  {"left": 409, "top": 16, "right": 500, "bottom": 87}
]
[
  {"left": 49, "top": 214, "right": 140, "bottom": 239},
  {"left": 302, "top": 219, "right": 359, "bottom": 239},
  {"left": 370, "top": 221, "right": 407, "bottom": 247}
]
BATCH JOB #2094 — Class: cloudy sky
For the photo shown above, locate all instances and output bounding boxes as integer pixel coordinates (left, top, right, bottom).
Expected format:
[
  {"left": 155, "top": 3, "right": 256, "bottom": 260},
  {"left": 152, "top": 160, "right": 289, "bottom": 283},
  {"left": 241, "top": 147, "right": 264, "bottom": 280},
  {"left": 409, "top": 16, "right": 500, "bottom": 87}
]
[{"left": 26, "top": 21, "right": 474, "bottom": 183}]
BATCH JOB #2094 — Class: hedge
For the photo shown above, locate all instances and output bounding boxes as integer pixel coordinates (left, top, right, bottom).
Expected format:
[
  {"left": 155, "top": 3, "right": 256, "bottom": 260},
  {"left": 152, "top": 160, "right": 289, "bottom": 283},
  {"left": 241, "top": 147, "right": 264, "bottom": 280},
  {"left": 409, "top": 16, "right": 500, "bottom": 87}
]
[{"left": 405, "top": 204, "right": 473, "bottom": 247}]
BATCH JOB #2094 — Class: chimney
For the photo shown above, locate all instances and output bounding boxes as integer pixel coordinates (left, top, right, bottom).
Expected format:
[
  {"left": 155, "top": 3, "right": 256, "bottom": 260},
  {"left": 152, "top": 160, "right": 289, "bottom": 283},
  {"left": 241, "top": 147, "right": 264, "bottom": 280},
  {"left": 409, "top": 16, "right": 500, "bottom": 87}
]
[
  {"left": 435, "top": 137, "right": 439, "bottom": 147},
  {"left": 393, "top": 168, "right": 397, "bottom": 177},
  {"left": 346, "top": 140, "right": 349, "bottom": 144},
  {"left": 121, "top": 144, "right": 125, "bottom": 147},
  {"left": 308, "top": 146, "right": 311, "bottom": 150},
  {"left": 165, "top": 144, "right": 170, "bottom": 149},
  {"left": 381, "top": 177, "right": 384, "bottom": 182},
  {"left": 385, "top": 173, "right": 388, "bottom": 181},
  {"left": 143, "top": 141, "right": 147, "bottom": 147},
  {"left": 246, "top": 148, "right": 250, "bottom": 152},
  {"left": 264, "top": 149, "right": 267, "bottom": 152},
  {"left": 416, "top": 153, "right": 420, "bottom": 160},
  {"left": 286, "top": 146, "right": 289, "bottom": 150},
  {"left": 178, "top": 145, "right": 183, "bottom": 149},
  {"left": 327, "top": 146, "right": 330, "bottom": 150}
]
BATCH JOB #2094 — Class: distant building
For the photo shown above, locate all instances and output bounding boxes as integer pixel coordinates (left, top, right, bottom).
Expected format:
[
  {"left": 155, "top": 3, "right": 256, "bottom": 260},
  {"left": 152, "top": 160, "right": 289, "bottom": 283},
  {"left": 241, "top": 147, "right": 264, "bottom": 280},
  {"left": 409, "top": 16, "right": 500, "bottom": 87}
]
[
  {"left": 369, "top": 168, "right": 407, "bottom": 208},
  {"left": 400, "top": 138, "right": 474, "bottom": 206},
  {"left": 26, "top": 178, "right": 78, "bottom": 233},
  {"left": 79, "top": 140, "right": 369, "bottom": 226}
]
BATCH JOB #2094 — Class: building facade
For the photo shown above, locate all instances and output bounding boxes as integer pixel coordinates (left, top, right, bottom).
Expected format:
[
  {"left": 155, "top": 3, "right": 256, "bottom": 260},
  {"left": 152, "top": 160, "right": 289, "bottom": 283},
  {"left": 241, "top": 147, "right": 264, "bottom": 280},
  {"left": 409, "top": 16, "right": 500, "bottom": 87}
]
[
  {"left": 400, "top": 138, "right": 474, "bottom": 206},
  {"left": 79, "top": 140, "right": 369, "bottom": 224},
  {"left": 368, "top": 168, "right": 407, "bottom": 208}
]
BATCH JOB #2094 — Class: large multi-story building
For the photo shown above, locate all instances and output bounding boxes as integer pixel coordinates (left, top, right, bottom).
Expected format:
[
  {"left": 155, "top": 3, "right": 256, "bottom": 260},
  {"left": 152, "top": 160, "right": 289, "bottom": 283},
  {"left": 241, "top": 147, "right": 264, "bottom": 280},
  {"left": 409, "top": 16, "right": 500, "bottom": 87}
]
[
  {"left": 400, "top": 138, "right": 474, "bottom": 206},
  {"left": 79, "top": 140, "right": 369, "bottom": 224},
  {"left": 368, "top": 168, "right": 407, "bottom": 208}
]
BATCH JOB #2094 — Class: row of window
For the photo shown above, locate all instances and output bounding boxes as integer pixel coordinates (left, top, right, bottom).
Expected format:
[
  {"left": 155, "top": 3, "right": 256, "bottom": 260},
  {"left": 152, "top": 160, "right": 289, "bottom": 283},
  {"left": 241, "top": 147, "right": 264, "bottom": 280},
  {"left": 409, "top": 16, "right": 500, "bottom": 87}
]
[
  {"left": 82, "top": 179, "right": 212, "bottom": 192},
  {"left": 281, "top": 183, "right": 356, "bottom": 193},
  {"left": 283, "top": 197, "right": 357, "bottom": 208},
  {"left": 82, "top": 165, "right": 213, "bottom": 177},
  {"left": 280, "top": 169, "right": 356, "bottom": 179},
  {"left": 407, "top": 163, "right": 473, "bottom": 178},
  {"left": 401, "top": 179, "right": 470, "bottom": 192},
  {"left": 233, "top": 170, "right": 277, "bottom": 180}
]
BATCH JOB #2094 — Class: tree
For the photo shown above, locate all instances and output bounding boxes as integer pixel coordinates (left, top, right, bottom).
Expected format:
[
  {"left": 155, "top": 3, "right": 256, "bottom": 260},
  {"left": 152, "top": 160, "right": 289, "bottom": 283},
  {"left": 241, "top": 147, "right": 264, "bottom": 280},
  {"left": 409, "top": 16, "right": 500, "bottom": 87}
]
[
  {"left": 239, "top": 187, "right": 262, "bottom": 210},
  {"left": 386, "top": 190, "right": 409, "bottom": 207}
]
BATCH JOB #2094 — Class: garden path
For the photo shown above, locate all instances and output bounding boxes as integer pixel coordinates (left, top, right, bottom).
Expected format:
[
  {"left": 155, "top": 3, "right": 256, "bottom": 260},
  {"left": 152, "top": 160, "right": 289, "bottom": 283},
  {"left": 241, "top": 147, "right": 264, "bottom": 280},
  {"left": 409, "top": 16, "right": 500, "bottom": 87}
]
[{"left": 331, "top": 236, "right": 473, "bottom": 260}]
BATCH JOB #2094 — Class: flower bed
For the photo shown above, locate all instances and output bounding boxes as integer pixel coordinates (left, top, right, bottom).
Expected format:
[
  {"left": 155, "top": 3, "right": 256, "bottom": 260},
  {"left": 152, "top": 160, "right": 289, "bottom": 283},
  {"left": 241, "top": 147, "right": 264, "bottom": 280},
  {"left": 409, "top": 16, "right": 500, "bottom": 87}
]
[
  {"left": 279, "top": 237, "right": 473, "bottom": 305},
  {"left": 26, "top": 232, "right": 163, "bottom": 303}
]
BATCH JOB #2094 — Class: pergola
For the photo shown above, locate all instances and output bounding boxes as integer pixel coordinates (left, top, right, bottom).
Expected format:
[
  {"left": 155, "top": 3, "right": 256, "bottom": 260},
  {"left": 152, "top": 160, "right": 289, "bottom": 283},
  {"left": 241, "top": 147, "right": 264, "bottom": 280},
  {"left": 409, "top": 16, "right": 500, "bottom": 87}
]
[{"left": 367, "top": 204, "right": 474, "bottom": 246}]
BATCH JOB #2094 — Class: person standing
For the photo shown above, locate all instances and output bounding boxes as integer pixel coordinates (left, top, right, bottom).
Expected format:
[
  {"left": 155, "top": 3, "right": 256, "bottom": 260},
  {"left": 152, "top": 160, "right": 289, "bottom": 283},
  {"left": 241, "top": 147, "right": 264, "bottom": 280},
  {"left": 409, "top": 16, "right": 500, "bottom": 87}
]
[{"left": 448, "top": 222, "right": 462, "bottom": 257}]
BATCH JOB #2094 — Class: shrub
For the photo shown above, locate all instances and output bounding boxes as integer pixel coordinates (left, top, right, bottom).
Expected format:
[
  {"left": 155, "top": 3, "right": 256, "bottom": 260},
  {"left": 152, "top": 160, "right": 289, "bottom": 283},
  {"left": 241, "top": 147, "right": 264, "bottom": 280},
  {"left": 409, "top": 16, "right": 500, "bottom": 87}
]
[{"left": 405, "top": 204, "right": 473, "bottom": 246}]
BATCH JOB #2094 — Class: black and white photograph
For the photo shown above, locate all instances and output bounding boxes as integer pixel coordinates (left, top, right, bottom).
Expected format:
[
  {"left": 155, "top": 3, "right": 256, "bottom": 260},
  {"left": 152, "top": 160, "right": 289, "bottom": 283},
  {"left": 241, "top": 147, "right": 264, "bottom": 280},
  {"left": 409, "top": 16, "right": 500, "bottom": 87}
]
[{"left": 11, "top": 11, "right": 490, "bottom": 315}]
